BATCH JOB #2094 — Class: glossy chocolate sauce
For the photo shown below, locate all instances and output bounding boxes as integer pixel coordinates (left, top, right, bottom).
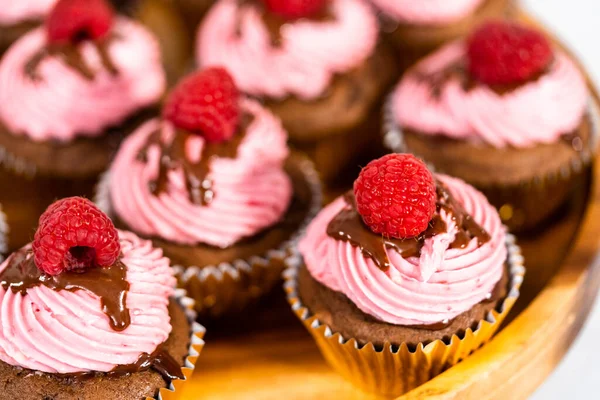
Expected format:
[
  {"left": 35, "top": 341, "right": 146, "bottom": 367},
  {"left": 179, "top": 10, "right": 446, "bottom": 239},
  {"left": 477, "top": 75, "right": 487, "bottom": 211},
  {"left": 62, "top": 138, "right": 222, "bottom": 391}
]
[
  {"left": 24, "top": 36, "right": 119, "bottom": 81},
  {"left": 138, "top": 113, "right": 253, "bottom": 206},
  {"left": 235, "top": 0, "right": 335, "bottom": 47},
  {"left": 417, "top": 57, "right": 554, "bottom": 97},
  {"left": 327, "top": 184, "right": 490, "bottom": 271},
  {"left": 0, "top": 248, "right": 131, "bottom": 331}
]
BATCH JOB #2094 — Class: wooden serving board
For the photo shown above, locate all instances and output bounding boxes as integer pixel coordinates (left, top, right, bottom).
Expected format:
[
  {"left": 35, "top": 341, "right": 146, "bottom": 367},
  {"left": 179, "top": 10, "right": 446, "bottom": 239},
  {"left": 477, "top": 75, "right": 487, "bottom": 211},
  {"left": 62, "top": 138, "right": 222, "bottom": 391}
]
[{"left": 176, "top": 12, "right": 600, "bottom": 400}]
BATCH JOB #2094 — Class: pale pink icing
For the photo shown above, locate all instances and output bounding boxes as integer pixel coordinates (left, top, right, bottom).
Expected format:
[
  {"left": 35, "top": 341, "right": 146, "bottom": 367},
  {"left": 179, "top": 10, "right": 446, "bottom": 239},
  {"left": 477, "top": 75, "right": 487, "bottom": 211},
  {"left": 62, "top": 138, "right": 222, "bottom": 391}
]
[
  {"left": 110, "top": 99, "right": 292, "bottom": 248},
  {"left": 0, "top": 0, "right": 57, "bottom": 26},
  {"left": 0, "top": 18, "right": 166, "bottom": 142},
  {"left": 0, "top": 230, "right": 176, "bottom": 374},
  {"left": 299, "top": 174, "right": 506, "bottom": 326},
  {"left": 370, "top": 0, "right": 484, "bottom": 25},
  {"left": 197, "top": 0, "right": 378, "bottom": 100},
  {"left": 392, "top": 43, "right": 588, "bottom": 148}
]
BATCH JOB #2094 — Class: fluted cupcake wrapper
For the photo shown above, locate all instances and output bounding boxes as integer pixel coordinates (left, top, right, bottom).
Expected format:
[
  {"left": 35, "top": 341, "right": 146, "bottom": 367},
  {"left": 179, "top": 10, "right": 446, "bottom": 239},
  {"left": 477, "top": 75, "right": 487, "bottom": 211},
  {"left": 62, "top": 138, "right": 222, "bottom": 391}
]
[
  {"left": 96, "top": 153, "right": 322, "bottom": 319},
  {"left": 154, "top": 288, "right": 206, "bottom": 400},
  {"left": 283, "top": 234, "right": 525, "bottom": 398},
  {"left": 383, "top": 94, "right": 600, "bottom": 231}
]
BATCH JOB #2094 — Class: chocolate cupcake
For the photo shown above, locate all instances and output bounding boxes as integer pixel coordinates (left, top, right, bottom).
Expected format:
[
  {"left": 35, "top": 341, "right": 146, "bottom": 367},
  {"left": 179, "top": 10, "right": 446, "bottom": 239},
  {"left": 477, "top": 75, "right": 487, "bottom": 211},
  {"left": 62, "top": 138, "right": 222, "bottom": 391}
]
[
  {"left": 196, "top": 0, "right": 396, "bottom": 181},
  {"left": 0, "top": 0, "right": 166, "bottom": 251},
  {"left": 285, "top": 154, "right": 524, "bottom": 397},
  {"left": 96, "top": 68, "right": 321, "bottom": 318},
  {"left": 0, "top": 197, "right": 205, "bottom": 400},
  {"left": 384, "top": 21, "right": 597, "bottom": 231},
  {"left": 371, "top": 0, "right": 515, "bottom": 68},
  {"left": 0, "top": 0, "right": 57, "bottom": 54}
]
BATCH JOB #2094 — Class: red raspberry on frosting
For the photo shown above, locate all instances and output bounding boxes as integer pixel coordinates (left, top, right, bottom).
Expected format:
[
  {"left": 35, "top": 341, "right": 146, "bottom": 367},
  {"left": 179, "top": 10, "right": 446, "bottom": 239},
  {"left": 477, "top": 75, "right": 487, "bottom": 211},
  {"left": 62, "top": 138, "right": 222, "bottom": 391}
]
[
  {"left": 353, "top": 154, "right": 437, "bottom": 239},
  {"left": 163, "top": 67, "right": 240, "bottom": 143},
  {"left": 467, "top": 21, "right": 553, "bottom": 86},
  {"left": 262, "top": 0, "right": 327, "bottom": 20},
  {"left": 46, "top": 0, "right": 115, "bottom": 45},
  {"left": 32, "top": 197, "right": 121, "bottom": 276}
]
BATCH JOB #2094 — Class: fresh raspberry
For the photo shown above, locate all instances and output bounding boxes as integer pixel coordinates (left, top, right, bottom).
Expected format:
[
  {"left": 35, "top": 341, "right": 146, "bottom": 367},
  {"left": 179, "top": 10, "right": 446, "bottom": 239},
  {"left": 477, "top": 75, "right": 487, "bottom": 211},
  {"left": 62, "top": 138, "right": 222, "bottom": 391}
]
[
  {"left": 262, "top": 0, "right": 327, "bottom": 20},
  {"left": 46, "top": 0, "right": 115, "bottom": 45},
  {"left": 32, "top": 197, "right": 121, "bottom": 276},
  {"left": 353, "top": 154, "right": 437, "bottom": 239},
  {"left": 467, "top": 21, "right": 553, "bottom": 85},
  {"left": 163, "top": 67, "right": 240, "bottom": 143}
]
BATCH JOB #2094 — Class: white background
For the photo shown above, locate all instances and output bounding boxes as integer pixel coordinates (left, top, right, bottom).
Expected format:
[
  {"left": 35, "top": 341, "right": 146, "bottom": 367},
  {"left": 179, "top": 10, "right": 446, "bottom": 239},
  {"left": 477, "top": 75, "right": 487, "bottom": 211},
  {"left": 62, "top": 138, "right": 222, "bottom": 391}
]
[{"left": 523, "top": 0, "right": 600, "bottom": 399}]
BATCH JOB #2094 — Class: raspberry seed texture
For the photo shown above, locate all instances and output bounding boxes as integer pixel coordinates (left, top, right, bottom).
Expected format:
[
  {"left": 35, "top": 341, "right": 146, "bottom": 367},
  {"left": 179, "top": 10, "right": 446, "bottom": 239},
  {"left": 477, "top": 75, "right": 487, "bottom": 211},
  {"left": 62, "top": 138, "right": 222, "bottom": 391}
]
[
  {"left": 353, "top": 154, "right": 437, "bottom": 239},
  {"left": 32, "top": 197, "right": 121, "bottom": 276}
]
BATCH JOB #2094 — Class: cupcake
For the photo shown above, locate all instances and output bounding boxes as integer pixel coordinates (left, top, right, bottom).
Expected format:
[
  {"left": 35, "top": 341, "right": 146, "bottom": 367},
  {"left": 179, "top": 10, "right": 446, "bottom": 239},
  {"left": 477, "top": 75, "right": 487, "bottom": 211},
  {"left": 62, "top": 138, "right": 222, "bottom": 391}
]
[
  {"left": 371, "top": 0, "right": 515, "bottom": 67},
  {"left": 285, "top": 154, "right": 524, "bottom": 397},
  {"left": 0, "top": 197, "right": 205, "bottom": 400},
  {"left": 196, "top": 0, "right": 397, "bottom": 181},
  {"left": 384, "top": 21, "right": 597, "bottom": 231},
  {"left": 97, "top": 67, "right": 321, "bottom": 318},
  {"left": 0, "top": 0, "right": 57, "bottom": 54},
  {"left": 0, "top": 0, "right": 166, "bottom": 251}
]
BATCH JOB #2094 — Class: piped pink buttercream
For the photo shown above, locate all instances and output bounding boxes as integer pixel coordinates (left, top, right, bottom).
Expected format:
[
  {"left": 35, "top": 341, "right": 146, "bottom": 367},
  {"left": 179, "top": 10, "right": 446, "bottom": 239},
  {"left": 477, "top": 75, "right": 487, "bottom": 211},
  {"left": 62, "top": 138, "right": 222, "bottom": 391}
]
[
  {"left": 0, "top": 230, "right": 175, "bottom": 374},
  {"left": 197, "top": 0, "right": 378, "bottom": 100},
  {"left": 392, "top": 42, "right": 588, "bottom": 148},
  {"left": 0, "top": 18, "right": 166, "bottom": 142},
  {"left": 110, "top": 99, "right": 293, "bottom": 248},
  {"left": 0, "top": 0, "right": 57, "bottom": 26},
  {"left": 299, "top": 174, "right": 506, "bottom": 326},
  {"left": 370, "top": 0, "right": 484, "bottom": 25}
]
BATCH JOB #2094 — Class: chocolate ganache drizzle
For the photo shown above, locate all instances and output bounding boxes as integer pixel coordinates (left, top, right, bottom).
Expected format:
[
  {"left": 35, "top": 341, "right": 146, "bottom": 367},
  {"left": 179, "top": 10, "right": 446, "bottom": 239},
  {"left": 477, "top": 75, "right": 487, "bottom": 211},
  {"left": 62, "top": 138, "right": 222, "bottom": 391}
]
[
  {"left": 24, "top": 35, "right": 120, "bottom": 81},
  {"left": 0, "top": 249, "right": 185, "bottom": 381},
  {"left": 138, "top": 113, "right": 253, "bottom": 206},
  {"left": 327, "top": 183, "right": 490, "bottom": 271},
  {"left": 0, "top": 248, "right": 131, "bottom": 331}
]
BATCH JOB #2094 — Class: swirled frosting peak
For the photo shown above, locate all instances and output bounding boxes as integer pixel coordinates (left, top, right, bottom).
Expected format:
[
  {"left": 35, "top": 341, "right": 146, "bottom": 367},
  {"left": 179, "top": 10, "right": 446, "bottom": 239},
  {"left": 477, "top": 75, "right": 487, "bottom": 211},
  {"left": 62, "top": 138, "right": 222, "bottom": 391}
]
[
  {"left": 0, "top": 230, "right": 176, "bottom": 374},
  {"left": 300, "top": 174, "right": 506, "bottom": 326},
  {"left": 197, "top": 0, "right": 378, "bottom": 100},
  {"left": 0, "top": 0, "right": 57, "bottom": 26},
  {"left": 0, "top": 17, "right": 166, "bottom": 142},
  {"left": 110, "top": 98, "right": 293, "bottom": 248},
  {"left": 392, "top": 42, "right": 588, "bottom": 148}
]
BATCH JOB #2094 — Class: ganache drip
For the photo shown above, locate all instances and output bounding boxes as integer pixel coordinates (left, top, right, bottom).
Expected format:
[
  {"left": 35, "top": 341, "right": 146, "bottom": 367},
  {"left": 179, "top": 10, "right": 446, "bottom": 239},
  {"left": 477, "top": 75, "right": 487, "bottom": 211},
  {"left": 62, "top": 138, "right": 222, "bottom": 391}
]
[
  {"left": 137, "top": 113, "right": 253, "bottom": 206},
  {"left": 24, "top": 35, "right": 120, "bottom": 81},
  {"left": 326, "top": 183, "right": 491, "bottom": 271},
  {"left": 0, "top": 248, "right": 131, "bottom": 331}
]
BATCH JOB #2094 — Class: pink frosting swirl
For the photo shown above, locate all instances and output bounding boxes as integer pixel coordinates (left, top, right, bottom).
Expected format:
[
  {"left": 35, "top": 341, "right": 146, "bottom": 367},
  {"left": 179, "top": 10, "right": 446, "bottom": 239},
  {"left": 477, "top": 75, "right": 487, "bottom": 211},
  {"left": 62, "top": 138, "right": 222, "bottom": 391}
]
[
  {"left": 0, "top": 18, "right": 166, "bottom": 142},
  {"left": 392, "top": 43, "right": 588, "bottom": 148},
  {"left": 0, "top": 230, "right": 176, "bottom": 374},
  {"left": 299, "top": 174, "right": 506, "bottom": 326},
  {"left": 370, "top": 0, "right": 484, "bottom": 25},
  {"left": 110, "top": 99, "right": 292, "bottom": 248},
  {"left": 0, "top": 0, "right": 57, "bottom": 25},
  {"left": 197, "top": 0, "right": 378, "bottom": 100}
]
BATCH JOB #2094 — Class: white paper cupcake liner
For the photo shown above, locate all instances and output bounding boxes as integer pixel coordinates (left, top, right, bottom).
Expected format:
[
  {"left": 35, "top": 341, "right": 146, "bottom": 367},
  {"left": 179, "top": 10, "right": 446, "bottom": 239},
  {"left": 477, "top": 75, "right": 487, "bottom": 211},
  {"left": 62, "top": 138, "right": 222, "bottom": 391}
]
[{"left": 284, "top": 234, "right": 525, "bottom": 397}]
